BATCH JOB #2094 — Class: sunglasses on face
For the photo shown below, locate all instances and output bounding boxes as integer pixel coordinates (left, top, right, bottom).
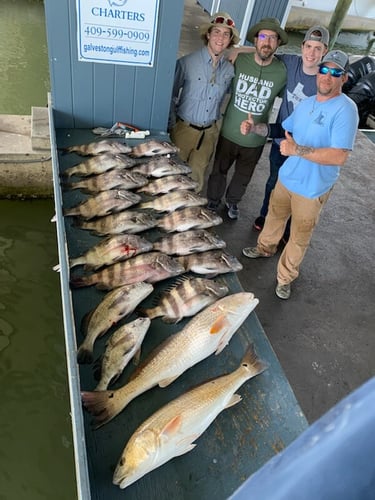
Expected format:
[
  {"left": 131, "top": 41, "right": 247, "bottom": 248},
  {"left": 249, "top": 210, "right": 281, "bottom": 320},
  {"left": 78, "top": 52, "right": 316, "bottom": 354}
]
[
  {"left": 213, "top": 16, "right": 235, "bottom": 27},
  {"left": 318, "top": 66, "right": 345, "bottom": 77},
  {"left": 257, "top": 33, "right": 279, "bottom": 42}
]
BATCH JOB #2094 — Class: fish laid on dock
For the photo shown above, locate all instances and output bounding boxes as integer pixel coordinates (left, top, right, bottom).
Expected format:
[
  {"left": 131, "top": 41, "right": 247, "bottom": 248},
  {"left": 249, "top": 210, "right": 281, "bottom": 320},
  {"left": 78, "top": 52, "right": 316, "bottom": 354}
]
[
  {"left": 156, "top": 206, "right": 223, "bottom": 233},
  {"left": 69, "top": 234, "right": 154, "bottom": 271},
  {"left": 153, "top": 229, "right": 226, "bottom": 255},
  {"left": 176, "top": 250, "right": 243, "bottom": 277},
  {"left": 94, "top": 317, "right": 151, "bottom": 391},
  {"left": 130, "top": 158, "right": 191, "bottom": 178},
  {"left": 61, "top": 139, "right": 132, "bottom": 156},
  {"left": 137, "top": 174, "right": 198, "bottom": 195},
  {"left": 139, "top": 190, "right": 207, "bottom": 213},
  {"left": 63, "top": 189, "right": 141, "bottom": 220},
  {"left": 138, "top": 277, "right": 229, "bottom": 323},
  {"left": 77, "top": 282, "right": 153, "bottom": 364},
  {"left": 130, "top": 140, "right": 179, "bottom": 158},
  {"left": 64, "top": 169, "right": 148, "bottom": 194},
  {"left": 81, "top": 292, "right": 259, "bottom": 427},
  {"left": 113, "top": 345, "right": 267, "bottom": 489},
  {"left": 61, "top": 153, "right": 136, "bottom": 177},
  {"left": 73, "top": 210, "right": 158, "bottom": 236},
  {"left": 70, "top": 252, "right": 185, "bottom": 290}
]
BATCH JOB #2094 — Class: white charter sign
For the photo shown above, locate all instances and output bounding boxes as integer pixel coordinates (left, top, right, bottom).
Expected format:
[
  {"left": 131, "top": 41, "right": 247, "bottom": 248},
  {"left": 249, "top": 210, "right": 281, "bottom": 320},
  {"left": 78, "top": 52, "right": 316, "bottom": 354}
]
[{"left": 76, "top": 0, "right": 160, "bottom": 66}]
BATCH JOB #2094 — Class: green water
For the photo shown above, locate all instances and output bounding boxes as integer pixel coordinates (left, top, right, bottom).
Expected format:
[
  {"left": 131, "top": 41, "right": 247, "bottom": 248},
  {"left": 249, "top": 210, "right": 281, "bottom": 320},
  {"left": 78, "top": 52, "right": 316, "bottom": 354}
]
[
  {"left": 0, "top": 200, "right": 77, "bottom": 500},
  {"left": 0, "top": 0, "right": 50, "bottom": 115}
]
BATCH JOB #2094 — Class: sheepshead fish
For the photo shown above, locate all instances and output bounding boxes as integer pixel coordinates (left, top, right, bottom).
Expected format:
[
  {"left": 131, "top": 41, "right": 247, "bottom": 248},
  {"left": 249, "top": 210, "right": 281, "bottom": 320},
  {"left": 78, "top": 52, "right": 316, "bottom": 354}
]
[
  {"left": 63, "top": 189, "right": 141, "bottom": 220},
  {"left": 69, "top": 234, "right": 153, "bottom": 271},
  {"left": 153, "top": 229, "right": 226, "bottom": 255},
  {"left": 61, "top": 153, "right": 136, "bottom": 178},
  {"left": 64, "top": 170, "right": 148, "bottom": 194},
  {"left": 94, "top": 317, "right": 151, "bottom": 391},
  {"left": 137, "top": 175, "right": 198, "bottom": 196},
  {"left": 139, "top": 277, "right": 229, "bottom": 323},
  {"left": 81, "top": 292, "right": 259, "bottom": 427},
  {"left": 70, "top": 252, "right": 184, "bottom": 290},
  {"left": 176, "top": 250, "right": 243, "bottom": 277},
  {"left": 139, "top": 190, "right": 207, "bottom": 213},
  {"left": 156, "top": 206, "right": 223, "bottom": 233},
  {"left": 131, "top": 158, "right": 191, "bottom": 178},
  {"left": 73, "top": 210, "right": 158, "bottom": 236},
  {"left": 113, "top": 345, "right": 267, "bottom": 489},
  {"left": 77, "top": 282, "right": 153, "bottom": 364},
  {"left": 62, "top": 139, "right": 132, "bottom": 156},
  {"left": 130, "top": 140, "right": 179, "bottom": 158}
]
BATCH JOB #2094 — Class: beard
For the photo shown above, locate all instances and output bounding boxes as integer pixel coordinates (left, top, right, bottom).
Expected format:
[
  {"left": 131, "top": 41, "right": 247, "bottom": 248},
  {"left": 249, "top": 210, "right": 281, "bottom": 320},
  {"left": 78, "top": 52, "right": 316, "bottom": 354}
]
[{"left": 256, "top": 45, "right": 273, "bottom": 62}]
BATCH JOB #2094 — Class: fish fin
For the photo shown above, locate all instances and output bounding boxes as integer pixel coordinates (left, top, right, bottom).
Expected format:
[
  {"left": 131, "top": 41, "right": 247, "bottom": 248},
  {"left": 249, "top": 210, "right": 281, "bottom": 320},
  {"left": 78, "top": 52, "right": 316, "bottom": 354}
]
[
  {"left": 132, "top": 347, "right": 142, "bottom": 366},
  {"left": 158, "top": 375, "right": 180, "bottom": 388},
  {"left": 174, "top": 436, "right": 198, "bottom": 456},
  {"left": 77, "top": 345, "right": 94, "bottom": 364},
  {"left": 225, "top": 394, "right": 242, "bottom": 409},
  {"left": 210, "top": 314, "right": 229, "bottom": 335},
  {"left": 81, "top": 390, "right": 121, "bottom": 428},
  {"left": 160, "top": 415, "right": 182, "bottom": 438}
]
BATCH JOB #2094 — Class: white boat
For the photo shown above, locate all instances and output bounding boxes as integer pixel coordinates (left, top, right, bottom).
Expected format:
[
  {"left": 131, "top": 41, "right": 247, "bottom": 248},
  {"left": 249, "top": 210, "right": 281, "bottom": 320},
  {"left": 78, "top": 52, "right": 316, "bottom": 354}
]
[{"left": 287, "top": 0, "right": 375, "bottom": 32}]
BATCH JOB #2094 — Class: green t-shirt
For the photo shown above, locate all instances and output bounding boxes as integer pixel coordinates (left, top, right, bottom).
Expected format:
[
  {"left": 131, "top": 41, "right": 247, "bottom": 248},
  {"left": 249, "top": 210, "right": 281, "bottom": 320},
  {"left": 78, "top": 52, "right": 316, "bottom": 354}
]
[{"left": 221, "top": 53, "right": 287, "bottom": 147}]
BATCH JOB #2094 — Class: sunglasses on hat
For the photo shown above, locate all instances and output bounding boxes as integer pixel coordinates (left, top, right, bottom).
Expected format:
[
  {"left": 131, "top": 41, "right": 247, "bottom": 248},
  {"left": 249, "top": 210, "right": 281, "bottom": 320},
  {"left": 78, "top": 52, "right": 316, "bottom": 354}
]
[
  {"left": 213, "top": 16, "right": 235, "bottom": 27},
  {"left": 318, "top": 66, "right": 345, "bottom": 78}
]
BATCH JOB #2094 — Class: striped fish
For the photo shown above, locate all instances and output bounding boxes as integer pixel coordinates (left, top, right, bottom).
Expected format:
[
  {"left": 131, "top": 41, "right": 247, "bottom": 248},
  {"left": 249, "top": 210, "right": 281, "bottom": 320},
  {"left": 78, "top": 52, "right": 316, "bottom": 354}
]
[
  {"left": 153, "top": 229, "right": 226, "bottom": 255},
  {"left": 156, "top": 206, "right": 223, "bottom": 233},
  {"left": 137, "top": 175, "right": 198, "bottom": 195},
  {"left": 69, "top": 234, "right": 154, "bottom": 270},
  {"left": 62, "top": 139, "right": 132, "bottom": 156},
  {"left": 63, "top": 189, "right": 141, "bottom": 220},
  {"left": 70, "top": 252, "right": 185, "bottom": 290},
  {"left": 139, "top": 277, "right": 229, "bottom": 323},
  {"left": 139, "top": 190, "right": 207, "bottom": 213},
  {"left": 64, "top": 170, "right": 148, "bottom": 194},
  {"left": 61, "top": 153, "right": 136, "bottom": 177},
  {"left": 131, "top": 158, "right": 191, "bottom": 178},
  {"left": 176, "top": 250, "right": 243, "bottom": 277},
  {"left": 130, "top": 140, "right": 179, "bottom": 158},
  {"left": 73, "top": 210, "right": 158, "bottom": 236}
]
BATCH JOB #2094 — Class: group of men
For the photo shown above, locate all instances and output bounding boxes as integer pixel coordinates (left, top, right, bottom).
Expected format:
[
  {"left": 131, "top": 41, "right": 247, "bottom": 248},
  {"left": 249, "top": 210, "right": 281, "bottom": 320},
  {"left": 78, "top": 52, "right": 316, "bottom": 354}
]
[{"left": 169, "top": 13, "right": 359, "bottom": 300}]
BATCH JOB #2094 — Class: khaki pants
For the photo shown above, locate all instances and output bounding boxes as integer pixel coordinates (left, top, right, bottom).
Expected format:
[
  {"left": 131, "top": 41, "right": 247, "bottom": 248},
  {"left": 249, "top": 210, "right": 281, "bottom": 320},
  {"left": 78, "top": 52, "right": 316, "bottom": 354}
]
[
  {"left": 170, "top": 120, "right": 219, "bottom": 193},
  {"left": 257, "top": 180, "right": 332, "bottom": 284}
]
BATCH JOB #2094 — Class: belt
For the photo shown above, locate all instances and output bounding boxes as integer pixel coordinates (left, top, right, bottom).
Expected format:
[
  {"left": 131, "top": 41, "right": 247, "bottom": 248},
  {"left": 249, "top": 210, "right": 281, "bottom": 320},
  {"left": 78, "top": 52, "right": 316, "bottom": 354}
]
[{"left": 178, "top": 117, "right": 215, "bottom": 131}]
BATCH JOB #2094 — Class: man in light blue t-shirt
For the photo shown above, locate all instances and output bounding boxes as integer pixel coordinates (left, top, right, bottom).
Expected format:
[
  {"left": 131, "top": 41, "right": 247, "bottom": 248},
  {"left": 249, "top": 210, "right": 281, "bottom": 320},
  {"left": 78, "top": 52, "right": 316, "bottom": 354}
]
[{"left": 241, "top": 50, "right": 359, "bottom": 300}]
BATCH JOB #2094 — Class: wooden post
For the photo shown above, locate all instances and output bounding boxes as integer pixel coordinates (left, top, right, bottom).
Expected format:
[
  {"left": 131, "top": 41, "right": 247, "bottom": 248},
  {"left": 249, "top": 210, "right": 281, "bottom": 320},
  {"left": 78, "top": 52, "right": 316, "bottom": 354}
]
[{"left": 328, "top": 0, "right": 353, "bottom": 49}]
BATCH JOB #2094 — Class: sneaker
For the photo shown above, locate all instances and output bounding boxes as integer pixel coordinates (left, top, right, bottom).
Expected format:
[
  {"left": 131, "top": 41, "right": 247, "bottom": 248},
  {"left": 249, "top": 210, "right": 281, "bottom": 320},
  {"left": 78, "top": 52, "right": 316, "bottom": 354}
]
[
  {"left": 207, "top": 200, "right": 219, "bottom": 212},
  {"left": 242, "top": 247, "right": 271, "bottom": 259},
  {"left": 253, "top": 215, "right": 265, "bottom": 231},
  {"left": 275, "top": 283, "right": 291, "bottom": 300},
  {"left": 226, "top": 203, "right": 239, "bottom": 220}
]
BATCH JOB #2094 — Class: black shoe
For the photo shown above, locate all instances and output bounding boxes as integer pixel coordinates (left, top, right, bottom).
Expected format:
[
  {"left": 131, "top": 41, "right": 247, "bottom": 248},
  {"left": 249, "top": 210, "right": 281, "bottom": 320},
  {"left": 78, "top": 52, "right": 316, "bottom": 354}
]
[
  {"left": 253, "top": 216, "right": 265, "bottom": 231},
  {"left": 207, "top": 200, "right": 219, "bottom": 212}
]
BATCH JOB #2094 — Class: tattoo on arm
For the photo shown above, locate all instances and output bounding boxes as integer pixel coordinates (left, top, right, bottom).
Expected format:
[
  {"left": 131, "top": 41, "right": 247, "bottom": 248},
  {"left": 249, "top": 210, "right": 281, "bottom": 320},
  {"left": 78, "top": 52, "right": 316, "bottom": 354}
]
[{"left": 296, "top": 144, "right": 315, "bottom": 156}]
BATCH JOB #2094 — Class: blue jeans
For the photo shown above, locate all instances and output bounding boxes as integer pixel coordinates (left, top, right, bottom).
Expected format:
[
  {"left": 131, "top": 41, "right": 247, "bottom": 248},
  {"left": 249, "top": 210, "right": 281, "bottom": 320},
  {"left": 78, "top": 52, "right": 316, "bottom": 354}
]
[
  {"left": 260, "top": 141, "right": 290, "bottom": 240},
  {"left": 260, "top": 141, "right": 285, "bottom": 217}
]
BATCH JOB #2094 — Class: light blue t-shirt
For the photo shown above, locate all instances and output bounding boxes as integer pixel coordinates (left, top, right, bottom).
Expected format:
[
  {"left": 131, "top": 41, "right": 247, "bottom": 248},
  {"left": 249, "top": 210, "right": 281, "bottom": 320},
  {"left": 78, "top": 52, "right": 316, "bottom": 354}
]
[{"left": 279, "top": 93, "right": 359, "bottom": 198}]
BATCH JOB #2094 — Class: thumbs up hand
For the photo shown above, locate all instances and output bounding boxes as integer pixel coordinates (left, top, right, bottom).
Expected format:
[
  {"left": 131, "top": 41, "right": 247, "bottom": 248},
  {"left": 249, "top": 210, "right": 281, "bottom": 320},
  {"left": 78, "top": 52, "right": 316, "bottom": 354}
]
[
  {"left": 280, "top": 131, "right": 296, "bottom": 156},
  {"left": 240, "top": 113, "right": 255, "bottom": 136}
]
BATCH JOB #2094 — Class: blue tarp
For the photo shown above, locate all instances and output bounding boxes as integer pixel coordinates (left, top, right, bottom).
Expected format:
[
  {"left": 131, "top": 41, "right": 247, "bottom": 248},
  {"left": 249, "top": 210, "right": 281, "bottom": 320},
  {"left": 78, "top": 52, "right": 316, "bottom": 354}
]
[{"left": 230, "top": 377, "right": 375, "bottom": 500}]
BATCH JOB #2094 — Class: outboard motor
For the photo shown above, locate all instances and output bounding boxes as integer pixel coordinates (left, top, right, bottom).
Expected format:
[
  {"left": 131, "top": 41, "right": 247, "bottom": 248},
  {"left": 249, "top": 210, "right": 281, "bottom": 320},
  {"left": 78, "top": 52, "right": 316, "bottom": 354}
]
[
  {"left": 346, "top": 71, "right": 375, "bottom": 128},
  {"left": 343, "top": 56, "right": 375, "bottom": 94}
]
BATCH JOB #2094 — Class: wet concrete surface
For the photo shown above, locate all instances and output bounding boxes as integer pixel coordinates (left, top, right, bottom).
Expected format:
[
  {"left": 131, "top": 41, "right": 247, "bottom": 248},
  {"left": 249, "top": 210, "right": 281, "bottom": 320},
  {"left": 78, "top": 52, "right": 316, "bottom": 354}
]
[{"left": 178, "top": 0, "right": 375, "bottom": 424}]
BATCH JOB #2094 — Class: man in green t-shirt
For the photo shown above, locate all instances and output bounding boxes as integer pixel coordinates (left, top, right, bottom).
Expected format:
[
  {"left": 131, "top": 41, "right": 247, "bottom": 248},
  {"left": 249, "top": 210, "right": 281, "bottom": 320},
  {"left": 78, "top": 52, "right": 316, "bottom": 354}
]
[{"left": 206, "top": 18, "right": 287, "bottom": 220}]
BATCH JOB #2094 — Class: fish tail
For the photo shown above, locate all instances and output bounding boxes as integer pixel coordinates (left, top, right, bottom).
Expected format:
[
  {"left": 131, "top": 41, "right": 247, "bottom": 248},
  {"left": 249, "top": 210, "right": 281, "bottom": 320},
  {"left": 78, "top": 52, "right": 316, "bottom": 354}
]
[
  {"left": 70, "top": 275, "right": 94, "bottom": 288},
  {"left": 81, "top": 388, "right": 131, "bottom": 428},
  {"left": 242, "top": 344, "right": 268, "bottom": 377},
  {"left": 77, "top": 345, "right": 94, "bottom": 364},
  {"left": 136, "top": 306, "right": 157, "bottom": 319}
]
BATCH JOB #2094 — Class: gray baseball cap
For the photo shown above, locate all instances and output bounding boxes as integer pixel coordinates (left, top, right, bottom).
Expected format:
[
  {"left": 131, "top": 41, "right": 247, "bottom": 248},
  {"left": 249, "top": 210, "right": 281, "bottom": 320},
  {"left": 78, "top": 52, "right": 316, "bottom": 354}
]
[
  {"left": 303, "top": 26, "right": 329, "bottom": 47},
  {"left": 319, "top": 50, "right": 349, "bottom": 71}
]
